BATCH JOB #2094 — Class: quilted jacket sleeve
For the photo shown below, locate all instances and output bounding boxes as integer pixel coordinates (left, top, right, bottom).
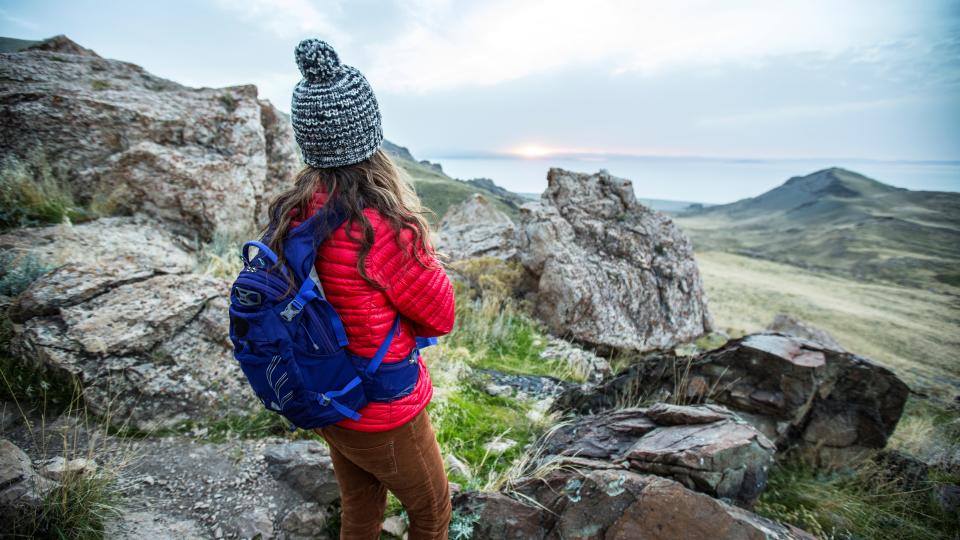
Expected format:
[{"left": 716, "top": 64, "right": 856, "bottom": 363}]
[{"left": 365, "top": 217, "right": 455, "bottom": 337}]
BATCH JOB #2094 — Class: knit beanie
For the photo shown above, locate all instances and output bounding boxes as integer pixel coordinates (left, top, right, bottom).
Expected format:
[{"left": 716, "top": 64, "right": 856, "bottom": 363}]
[{"left": 291, "top": 39, "right": 384, "bottom": 168}]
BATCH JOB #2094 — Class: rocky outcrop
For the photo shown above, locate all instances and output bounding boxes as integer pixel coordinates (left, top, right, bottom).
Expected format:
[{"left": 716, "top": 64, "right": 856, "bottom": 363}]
[
  {"left": 538, "top": 404, "right": 775, "bottom": 506},
  {"left": 436, "top": 194, "right": 518, "bottom": 261},
  {"left": 518, "top": 168, "right": 712, "bottom": 353},
  {"left": 5, "top": 219, "right": 249, "bottom": 431},
  {"left": 0, "top": 35, "right": 300, "bottom": 241},
  {"left": 453, "top": 468, "right": 816, "bottom": 540},
  {"left": 554, "top": 333, "right": 910, "bottom": 466}
]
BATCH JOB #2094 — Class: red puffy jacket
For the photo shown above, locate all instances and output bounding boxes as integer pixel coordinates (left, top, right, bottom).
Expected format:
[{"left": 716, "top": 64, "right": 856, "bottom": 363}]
[{"left": 289, "top": 188, "right": 455, "bottom": 432}]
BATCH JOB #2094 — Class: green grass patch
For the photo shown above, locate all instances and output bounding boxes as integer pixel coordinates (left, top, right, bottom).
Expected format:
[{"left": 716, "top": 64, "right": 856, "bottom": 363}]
[{"left": 428, "top": 381, "right": 538, "bottom": 489}]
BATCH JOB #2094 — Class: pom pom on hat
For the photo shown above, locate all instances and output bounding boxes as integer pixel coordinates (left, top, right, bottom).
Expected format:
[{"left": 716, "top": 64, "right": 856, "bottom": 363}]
[{"left": 295, "top": 38, "right": 341, "bottom": 83}]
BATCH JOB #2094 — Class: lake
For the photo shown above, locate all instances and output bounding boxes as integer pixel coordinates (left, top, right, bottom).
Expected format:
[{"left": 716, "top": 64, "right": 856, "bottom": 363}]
[{"left": 425, "top": 155, "right": 960, "bottom": 204}]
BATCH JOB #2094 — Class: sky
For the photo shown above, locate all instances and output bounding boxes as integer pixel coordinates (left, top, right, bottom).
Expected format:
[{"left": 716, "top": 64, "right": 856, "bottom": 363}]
[{"left": 2, "top": 0, "right": 959, "bottom": 170}]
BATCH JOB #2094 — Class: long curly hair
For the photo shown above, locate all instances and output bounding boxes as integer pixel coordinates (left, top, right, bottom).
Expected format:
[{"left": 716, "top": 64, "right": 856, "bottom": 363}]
[{"left": 261, "top": 148, "right": 436, "bottom": 292}]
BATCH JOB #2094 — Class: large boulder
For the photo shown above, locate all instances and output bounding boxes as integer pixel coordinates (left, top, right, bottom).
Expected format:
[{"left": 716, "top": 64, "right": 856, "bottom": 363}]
[
  {"left": 766, "top": 314, "right": 844, "bottom": 351},
  {"left": 518, "top": 168, "right": 712, "bottom": 353},
  {"left": 453, "top": 468, "right": 816, "bottom": 540},
  {"left": 6, "top": 220, "right": 250, "bottom": 431},
  {"left": 0, "top": 35, "right": 300, "bottom": 241},
  {"left": 539, "top": 404, "right": 775, "bottom": 506},
  {"left": 436, "top": 194, "right": 518, "bottom": 261},
  {"left": 554, "top": 333, "right": 910, "bottom": 467}
]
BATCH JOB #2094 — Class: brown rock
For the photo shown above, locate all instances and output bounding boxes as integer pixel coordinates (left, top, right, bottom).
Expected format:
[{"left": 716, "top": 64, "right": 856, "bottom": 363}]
[
  {"left": 539, "top": 405, "right": 775, "bottom": 506},
  {"left": 455, "top": 469, "right": 817, "bottom": 539},
  {"left": 554, "top": 333, "right": 910, "bottom": 467}
]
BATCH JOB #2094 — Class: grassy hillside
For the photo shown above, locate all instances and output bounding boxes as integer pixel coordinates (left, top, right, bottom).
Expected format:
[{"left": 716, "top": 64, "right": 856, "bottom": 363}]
[
  {"left": 383, "top": 141, "right": 523, "bottom": 222},
  {"left": 675, "top": 168, "right": 960, "bottom": 291},
  {"left": 695, "top": 250, "right": 959, "bottom": 402}
]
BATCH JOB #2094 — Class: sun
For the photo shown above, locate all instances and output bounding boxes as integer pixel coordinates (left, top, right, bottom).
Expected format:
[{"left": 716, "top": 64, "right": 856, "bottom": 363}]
[{"left": 511, "top": 144, "right": 554, "bottom": 159}]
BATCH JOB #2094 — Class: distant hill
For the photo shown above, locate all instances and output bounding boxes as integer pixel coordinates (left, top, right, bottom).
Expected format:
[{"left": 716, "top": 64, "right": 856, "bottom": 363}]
[
  {"left": 0, "top": 37, "right": 38, "bottom": 53},
  {"left": 382, "top": 141, "right": 523, "bottom": 222},
  {"left": 675, "top": 167, "right": 960, "bottom": 290}
]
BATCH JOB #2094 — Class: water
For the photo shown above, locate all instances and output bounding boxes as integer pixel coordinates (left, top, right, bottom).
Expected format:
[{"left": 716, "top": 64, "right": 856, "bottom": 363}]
[{"left": 425, "top": 156, "right": 960, "bottom": 204}]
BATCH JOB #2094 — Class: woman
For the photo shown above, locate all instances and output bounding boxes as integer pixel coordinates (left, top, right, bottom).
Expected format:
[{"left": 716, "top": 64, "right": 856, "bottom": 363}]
[{"left": 263, "top": 38, "right": 455, "bottom": 539}]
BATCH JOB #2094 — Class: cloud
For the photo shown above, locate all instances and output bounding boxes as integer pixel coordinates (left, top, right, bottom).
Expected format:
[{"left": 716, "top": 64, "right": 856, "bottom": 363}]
[
  {"left": 363, "top": 0, "right": 943, "bottom": 93},
  {"left": 213, "top": 0, "right": 350, "bottom": 44}
]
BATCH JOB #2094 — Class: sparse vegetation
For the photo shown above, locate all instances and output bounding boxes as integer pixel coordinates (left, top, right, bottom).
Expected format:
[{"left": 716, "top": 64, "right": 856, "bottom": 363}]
[
  {"left": 0, "top": 153, "right": 93, "bottom": 231},
  {"left": 756, "top": 456, "right": 959, "bottom": 540}
]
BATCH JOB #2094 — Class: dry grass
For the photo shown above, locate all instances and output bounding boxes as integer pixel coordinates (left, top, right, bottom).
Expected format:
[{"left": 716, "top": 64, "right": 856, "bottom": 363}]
[{"left": 694, "top": 250, "right": 960, "bottom": 401}]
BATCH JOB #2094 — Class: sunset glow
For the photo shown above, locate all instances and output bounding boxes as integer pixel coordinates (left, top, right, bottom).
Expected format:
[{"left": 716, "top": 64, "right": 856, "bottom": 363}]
[{"left": 511, "top": 144, "right": 556, "bottom": 158}]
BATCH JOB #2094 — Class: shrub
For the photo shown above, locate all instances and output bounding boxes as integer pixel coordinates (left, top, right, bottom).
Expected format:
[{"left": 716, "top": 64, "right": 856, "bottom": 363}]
[{"left": 0, "top": 251, "right": 54, "bottom": 297}]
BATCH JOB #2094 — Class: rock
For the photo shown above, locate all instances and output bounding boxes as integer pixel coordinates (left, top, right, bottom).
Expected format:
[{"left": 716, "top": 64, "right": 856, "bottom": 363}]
[
  {"left": 0, "top": 35, "right": 301, "bottom": 242},
  {"left": 234, "top": 507, "right": 275, "bottom": 540},
  {"left": 451, "top": 491, "right": 549, "bottom": 539},
  {"left": 518, "top": 168, "right": 712, "bottom": 353},
  {"left": 280, "top": 502, "right": 333, "bottom": 540},
  {"left": 766, "top": 314, "right": 844, "bottom": 351},
  {"left": 0, "top": 439, "right": 56, "bottom": 530},
  {"left": 381, "top": 515, "right": 407, "bottom": 538},
  {"left": 871, "top": 449, "right": 929, "bottom": 491},
  {"left": 105, "top": 509, "right": 207, "bottom": 539},
  {"left": 479, "top": 369, "right": 573, "bottom": 401},
  {"left": 10, "top": 267, "right": 249, "bottom": 431},
  {"left": 454, "top": 469, "right": 817, "bottom": 539},
  {"left": 538, "top": 337, "right": 611, "bottom": 383},
  {"left": 40, "top": 456, "right": 97, "bottom": 481},
  {"left": 483, "top": 438, "right": 518, "bottom": 455},
  {"left": 934, "top": 484, "right": 960, "bottom": 518},
  {"left": 436, "top": 194, "right": 518, "bottom": 261},
  {"left": 539, "top": 404, "right": 775, "bottom": 506},
  {"left": 3, "top": 217, "right": 195, "bottom": 322},
  {"left": 263, "top": 441, "right": 339, "bottom": 505},
  {"left": 554, "top": 333, "right": 910, "bottom": 467}
]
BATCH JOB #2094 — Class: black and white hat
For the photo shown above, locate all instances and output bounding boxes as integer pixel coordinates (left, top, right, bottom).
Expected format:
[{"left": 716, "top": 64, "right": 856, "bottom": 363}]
[{"left": 290, "top": 39, "right": 383, "bottom": 168}]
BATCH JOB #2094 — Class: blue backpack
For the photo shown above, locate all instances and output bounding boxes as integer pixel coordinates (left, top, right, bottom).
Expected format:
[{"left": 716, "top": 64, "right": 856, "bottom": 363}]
[{"left": 227, "top": 204, "right": 436, "bottom": 429}]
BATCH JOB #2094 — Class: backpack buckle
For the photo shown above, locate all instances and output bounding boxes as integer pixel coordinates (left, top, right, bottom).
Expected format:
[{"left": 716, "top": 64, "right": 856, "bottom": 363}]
[
  {"left": 318, "top": 393, "right": 331, "bottom": 406},
  {"left": 280, "top": 300, "right": 304, "bottom": 321}
]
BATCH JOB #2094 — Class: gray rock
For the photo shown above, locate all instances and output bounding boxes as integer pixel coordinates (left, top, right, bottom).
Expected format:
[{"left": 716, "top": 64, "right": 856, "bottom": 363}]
[
  {"left": 280, "top": 502, "right": 332, "bottom": 540},
  {"left": 0, "top": 36, "right": 300, "bottom": 242},
  {"left": 538, "top": 337, "right": 611, "bottom": 383},
  {"left": 539, "top": 404, "right": 775, "bottom": 506},
  {"left": 263, "top": 441, "right": 339, "bottom": 505},
  {"left": 554, "top": 333, "right": 910, "bottom": 467},
  {"left": 518, "top": 168, "right": 712, "bottom": 353},
  {"left": 40, "top": 456, "right": 97, "bottom": 481},
  {"left": 436, "top": 194, "right": 518, "bottom": 261},
  {"left": 10, "top": 266, "right": 249, "bottom": 431},
  {"left": 454, "top": 469, "right": 817, "bottom": 539},
  {"left": 105, "top": 509, "right": 207, "bottom": 540},
  {"left": 766, "top": 314, "right": 844, "bottom": 351},
  {"left": 0, "top": 439, "right": 57, "bottom": 530},
  {"left": 479, "top": 369, "right": 573, "bottom": 401},
  {"left": 381, "top": 515, "right": 407, "bottom": 538}
]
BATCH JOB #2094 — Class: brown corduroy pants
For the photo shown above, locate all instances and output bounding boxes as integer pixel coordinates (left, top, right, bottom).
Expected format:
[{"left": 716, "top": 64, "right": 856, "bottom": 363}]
[{"left": 315, "top": 408, "right": 451, "bottom": 539}]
